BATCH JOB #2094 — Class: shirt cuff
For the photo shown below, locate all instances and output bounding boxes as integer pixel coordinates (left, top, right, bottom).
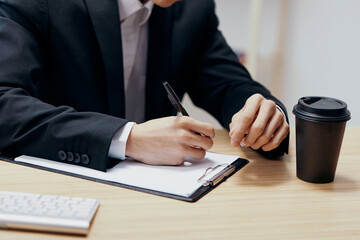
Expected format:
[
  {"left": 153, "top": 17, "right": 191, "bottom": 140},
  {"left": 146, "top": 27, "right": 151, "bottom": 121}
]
[{"left": 108, "top": 122, "right": 135, "bottom": 160}]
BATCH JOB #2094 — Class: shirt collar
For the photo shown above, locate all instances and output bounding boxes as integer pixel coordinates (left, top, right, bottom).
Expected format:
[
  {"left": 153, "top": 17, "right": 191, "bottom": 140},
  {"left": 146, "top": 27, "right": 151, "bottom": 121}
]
[{"left": 118, "top": 0, "right": 154, "bottom": 26}]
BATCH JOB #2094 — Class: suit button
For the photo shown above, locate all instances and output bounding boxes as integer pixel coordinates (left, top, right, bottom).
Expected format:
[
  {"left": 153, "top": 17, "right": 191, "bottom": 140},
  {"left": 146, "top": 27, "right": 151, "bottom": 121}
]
[
  {"left": 67, "top": 152, "right": 74, "bottom": 162},
  {"left": 81, "top": 154, "right": 90, "bottom": 165},
  {"left": 58, "top": 150, "right": 66, "bottom": 161},
  {"left": 74, "top": 153, "right": 81, "bottom": 163}
]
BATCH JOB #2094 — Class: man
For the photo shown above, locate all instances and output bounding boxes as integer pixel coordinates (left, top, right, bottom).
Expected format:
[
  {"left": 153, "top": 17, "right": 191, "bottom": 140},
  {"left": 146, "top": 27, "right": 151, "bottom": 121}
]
[{"left": 0, "top": 0, "right": 289, "bottom": 171}]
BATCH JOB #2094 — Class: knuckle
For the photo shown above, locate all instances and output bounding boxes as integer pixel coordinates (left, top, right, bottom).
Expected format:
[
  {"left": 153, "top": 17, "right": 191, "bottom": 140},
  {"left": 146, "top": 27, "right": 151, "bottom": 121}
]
[
  {"left": 208, "top": 124, "right": 215, "bottom": 133},
  {"left": 198, "top": 150, "right": 206, "bottom": 160},
  {"left": 259, "top": 135, "right": 271, "bottom": 144},
  {"left": 252, "top": 123, "right": 264, "bottom": 134},
  {"left": 233, "top": 128, "right": 246, "bottom": 138},
  {"left": 266, "top": 100, "right": 276, "bottom": 111},
  {"left": 177, "top": 119, "right": 186, "bottom": 128},
  {"left": 180, "top": 131, "right": 192, "bottom": 142},
  {"left": 262, "top": 140, "right": 277, "bottom": 151},
  {"left": 284, "top": 123, "right": 290, "bottom": 132},
  {"left": 205, "top": 138, "right": 214, "bottom": 150},
  {"left": 281, "top": 123, "right": 290, "bottom": 135},
  {"left": 251, "top": 146, "right": 260, "bottom": 150},
  {"left": 262, "top": 145, "right": 272, "bottom": 151},
  {"left": 255, "top": 93, "right": 265, "bottom": 102},
  {"left": 276, "top": 112, "right": 285, "bottom": 124},
  {"left": 204, "top": 124, "right": 215, "bottom": 135},
  {"left": 177, "top": 116, "right": 189, "bottom": 128},
  {"left": 253, "top": 93, "right": 264, "bottom": 101},
  {"left": 209, "top": 138, "right": 214, "bottom": 148},
  {"left": 272, "top": 139, "right": 281, "bottom": 148},
  {"left": 241, "top": 114, "right": 253, "bottom": 125},
  {"left": 250, "top": 142, "right": 261, "bottom": 150},
  {"left": 231, "top": 113, "right": 239, "bottom": 122}
]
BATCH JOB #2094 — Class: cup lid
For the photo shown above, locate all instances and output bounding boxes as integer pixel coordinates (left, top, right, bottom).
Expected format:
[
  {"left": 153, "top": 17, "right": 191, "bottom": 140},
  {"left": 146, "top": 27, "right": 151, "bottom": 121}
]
[{"left": 293, "top": 96, "right": 351, "bottom": 122}]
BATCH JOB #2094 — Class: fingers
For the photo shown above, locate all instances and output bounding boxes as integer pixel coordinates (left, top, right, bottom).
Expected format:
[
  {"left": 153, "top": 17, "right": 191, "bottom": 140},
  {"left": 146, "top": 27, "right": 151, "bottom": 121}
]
[
  {"left": 125, "top": 116, "right": 215, "bottom": 166},
  {"left": 184, "top": 145, "right": 207, "bottom": 160},
  {"left": 169, "top": 127, "right": 212, "bottom": 164},
  {"left": 229, "top": 94, "right": 263, "bottom": 145},
  {"left": 178, "top": 129, "right": 213, "bottom": 151},
  {"left": 176, "top": 117, "right": 214, "bottom": 151},
  {"left": 229, "top": 94, "right": 290, "bottom": 152},
  {"left": 179, "top": 116, "right": 215, "bottom": 139},
  {"left": 241, "top": 100, "right": 276, "bottom": 147},
  {"left": 165, "top": 145, "right": 207, "bottom": 165},
  {"left": 250, "top": 109, "right": 284, "bottom": 150},
  {"left": 261, "top": 120, "right": 289, "bottom": 151}
]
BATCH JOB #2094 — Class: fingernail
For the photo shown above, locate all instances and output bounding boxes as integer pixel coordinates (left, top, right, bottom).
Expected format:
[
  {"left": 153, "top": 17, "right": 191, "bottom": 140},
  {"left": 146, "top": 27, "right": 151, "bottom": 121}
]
[{"left": 240, "top": 139, "right": 247, "bottom": 147}]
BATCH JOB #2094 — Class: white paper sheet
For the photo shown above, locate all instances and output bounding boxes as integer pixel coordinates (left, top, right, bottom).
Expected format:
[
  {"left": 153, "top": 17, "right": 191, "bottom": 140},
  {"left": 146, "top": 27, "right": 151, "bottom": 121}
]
[{"left": 15, "top": 152, "right": 239, "bottom": 197}]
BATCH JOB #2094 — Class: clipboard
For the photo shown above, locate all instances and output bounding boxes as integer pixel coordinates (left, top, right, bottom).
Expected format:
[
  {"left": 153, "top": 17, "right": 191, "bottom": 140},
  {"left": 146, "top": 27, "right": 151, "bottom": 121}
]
[{"left": 0, "top": 153, "right": 248, "bottom": 202}]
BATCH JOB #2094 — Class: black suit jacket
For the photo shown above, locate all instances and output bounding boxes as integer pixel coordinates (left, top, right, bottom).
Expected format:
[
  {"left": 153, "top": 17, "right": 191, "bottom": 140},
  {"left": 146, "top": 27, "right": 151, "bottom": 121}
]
[{"left": 0, "top": 0, "right": 289, "bottom": 171}]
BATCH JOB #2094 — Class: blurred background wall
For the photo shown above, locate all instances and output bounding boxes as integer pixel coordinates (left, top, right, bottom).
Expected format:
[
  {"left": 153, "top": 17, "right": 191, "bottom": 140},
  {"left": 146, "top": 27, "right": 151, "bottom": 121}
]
[{"left": 182, "top": 0, "right": 359, "bottom": 128}]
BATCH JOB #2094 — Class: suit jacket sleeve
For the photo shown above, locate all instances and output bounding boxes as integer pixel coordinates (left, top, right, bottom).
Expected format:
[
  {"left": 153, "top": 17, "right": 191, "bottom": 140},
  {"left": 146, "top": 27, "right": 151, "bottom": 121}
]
[
  {"left": 187, "top": 0, "right": 289, "bottom": 156},
  {"left": 0, "top": 1, "right": 127, "bottom": 171}
]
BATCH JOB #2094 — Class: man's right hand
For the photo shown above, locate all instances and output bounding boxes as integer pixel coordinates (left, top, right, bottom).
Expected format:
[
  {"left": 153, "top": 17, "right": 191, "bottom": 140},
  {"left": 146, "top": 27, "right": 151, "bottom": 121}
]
[{"left": 125, "top": 116, "right": 215, "bottom": 165}]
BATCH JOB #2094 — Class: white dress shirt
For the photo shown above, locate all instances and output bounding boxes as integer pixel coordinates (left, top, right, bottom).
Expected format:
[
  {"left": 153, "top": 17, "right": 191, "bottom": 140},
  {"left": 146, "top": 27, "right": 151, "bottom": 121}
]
[{"left": 108, "top": 0, "right": 154, "bottom": 160}]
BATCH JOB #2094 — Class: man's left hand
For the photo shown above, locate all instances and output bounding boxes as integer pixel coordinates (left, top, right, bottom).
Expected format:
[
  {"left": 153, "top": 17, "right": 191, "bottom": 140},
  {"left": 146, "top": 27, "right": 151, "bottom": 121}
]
[{"left": 229, "top": 94, "right": 289, "bottom": 151}]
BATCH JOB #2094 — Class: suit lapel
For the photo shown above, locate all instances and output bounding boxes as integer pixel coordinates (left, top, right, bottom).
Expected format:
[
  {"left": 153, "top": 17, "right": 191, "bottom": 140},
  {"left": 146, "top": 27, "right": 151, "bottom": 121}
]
[
  {"left": 84, "top": 0, "right": 125, "bottom": 118},
  {"left": 145, "top": 6, "right": 174, "bottom": 120}
]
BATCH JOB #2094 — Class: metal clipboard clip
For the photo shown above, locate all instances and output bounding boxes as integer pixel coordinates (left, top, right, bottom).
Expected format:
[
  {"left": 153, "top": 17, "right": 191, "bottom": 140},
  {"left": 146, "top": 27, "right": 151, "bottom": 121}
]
[{"left": 197, "top": 164, "right": 236, "bottom": 187}]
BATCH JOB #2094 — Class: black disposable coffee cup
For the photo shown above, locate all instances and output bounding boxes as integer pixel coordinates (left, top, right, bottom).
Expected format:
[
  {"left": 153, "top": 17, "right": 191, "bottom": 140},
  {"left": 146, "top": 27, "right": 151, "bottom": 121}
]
[{"left": 293, "top": 97, "right": 351, "bottom": 183}]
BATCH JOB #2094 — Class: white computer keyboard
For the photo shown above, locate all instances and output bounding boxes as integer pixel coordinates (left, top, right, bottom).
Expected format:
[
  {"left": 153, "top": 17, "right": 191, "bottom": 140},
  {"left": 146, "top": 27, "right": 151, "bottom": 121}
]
[{"left": 0, "top": 191, "right": 100, "bottom": 235}]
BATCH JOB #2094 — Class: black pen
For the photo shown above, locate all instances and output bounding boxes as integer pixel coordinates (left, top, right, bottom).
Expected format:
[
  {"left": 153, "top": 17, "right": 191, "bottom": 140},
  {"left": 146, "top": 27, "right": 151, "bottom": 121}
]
[
  {"left": 163, "top": 81, "right": 189, "bottom": 116},
  {"left": 163, "top": 81, "right": 203, "bottom": 137}
]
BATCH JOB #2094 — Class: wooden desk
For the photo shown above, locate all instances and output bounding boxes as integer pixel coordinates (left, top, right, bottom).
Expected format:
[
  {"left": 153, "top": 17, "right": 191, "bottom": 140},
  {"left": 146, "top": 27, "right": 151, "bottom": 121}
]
[{"left": 1, "top": 127, "right": 359, "bottom": 239}]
